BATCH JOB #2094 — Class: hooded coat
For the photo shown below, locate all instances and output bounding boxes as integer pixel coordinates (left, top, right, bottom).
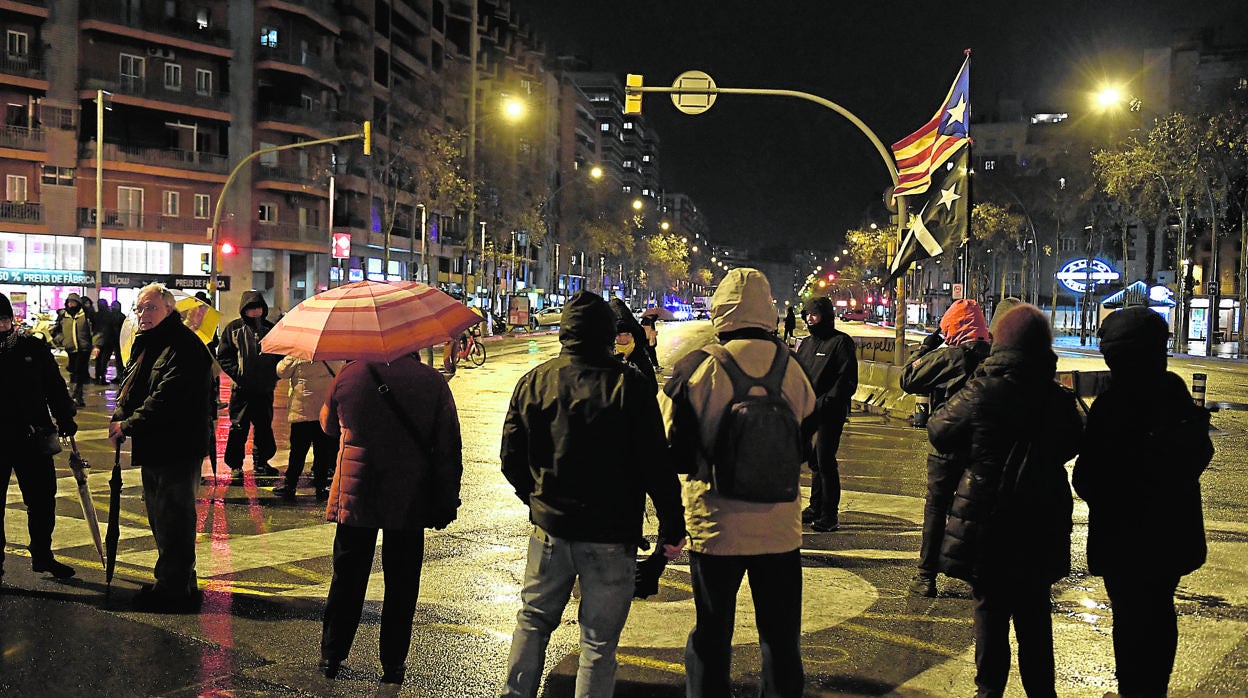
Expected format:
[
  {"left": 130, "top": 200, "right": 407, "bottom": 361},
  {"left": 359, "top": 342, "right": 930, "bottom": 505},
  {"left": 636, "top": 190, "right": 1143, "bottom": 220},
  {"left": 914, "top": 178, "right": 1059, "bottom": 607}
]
[
  {"left": 54, "top": 293, "right": 93, "bottom": 353},
  {"left": 900, "top": 299, "right": 992, "bottom": 444},
  {"left": 795, "top": 296, "right": 858, "bottom": 425},
  {"left": 217, "top": 290, "right": 279, "bottom": 393},
  {"left": 659, "top": 269, "right": 816, "bottom": 556},
  {"left": 0, "top": 319, "right": 76, "bottom": 443},
  {"left": 1073, "top": 307, "right": 1212, "bottom": 578},
  {"left": 501, "top": 291, "right": 685, "bottom": 545},
  {"left": 928, "top": 306, "right": 1082, "bottom": 585},
  {"left": 277, "top": 356, "right": 345, "bottom": 423},
  {"left": 608, "top": 297, "right": 657, "bottom": 393},
  {"left": 321, "top": 354, "right": 462, "bottom": 530}
]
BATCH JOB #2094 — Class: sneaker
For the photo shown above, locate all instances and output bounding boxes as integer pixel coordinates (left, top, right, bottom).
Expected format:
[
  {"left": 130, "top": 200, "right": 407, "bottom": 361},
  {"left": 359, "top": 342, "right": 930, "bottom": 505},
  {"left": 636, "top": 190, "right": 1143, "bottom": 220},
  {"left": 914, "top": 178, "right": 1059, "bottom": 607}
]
[
  {"left": 254, "top": 463, "right": 279, "bottom": 477},
  {"left": 811, "top": 517, "right": 839, "bottom": 532},
  {"left": 31, "top": 556, "right": 76, "bottom": 579},
  {"left": 801, "top": 507, "right": 817, "bottom": 524},
  {"left": 909, "top": 573, "right": 937, "bottom": 598},
  {"left": 272, "top": 483, "right": 296, "bottom": 500}
]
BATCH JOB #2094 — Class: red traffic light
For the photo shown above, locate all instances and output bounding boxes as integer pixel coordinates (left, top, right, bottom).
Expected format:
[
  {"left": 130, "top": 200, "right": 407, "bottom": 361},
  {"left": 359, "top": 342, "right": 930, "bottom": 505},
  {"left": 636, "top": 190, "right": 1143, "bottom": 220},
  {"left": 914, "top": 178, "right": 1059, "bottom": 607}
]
[
  {"left": 219, "top": 241, "right": 237, "bottom": 255},
  {"left": 826, "top": 272, "right": 836, "bottom": 282},
  {"left": 866, "top": 295, "right": 874, "bottom": 304}
]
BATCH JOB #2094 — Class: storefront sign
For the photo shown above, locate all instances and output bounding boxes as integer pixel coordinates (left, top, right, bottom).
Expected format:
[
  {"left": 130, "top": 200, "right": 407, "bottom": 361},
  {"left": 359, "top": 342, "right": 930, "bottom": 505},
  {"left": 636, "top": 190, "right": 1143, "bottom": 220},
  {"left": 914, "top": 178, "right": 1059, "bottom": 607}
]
[
  {"left": 1056, "top": 259, "right": 1119, "bottom": 295},
  {"left": 0, "top": 268, "right": 95, "bottom": 286},
  {"left": 102, "top": 272, "right": 230, "bottom": 291}
]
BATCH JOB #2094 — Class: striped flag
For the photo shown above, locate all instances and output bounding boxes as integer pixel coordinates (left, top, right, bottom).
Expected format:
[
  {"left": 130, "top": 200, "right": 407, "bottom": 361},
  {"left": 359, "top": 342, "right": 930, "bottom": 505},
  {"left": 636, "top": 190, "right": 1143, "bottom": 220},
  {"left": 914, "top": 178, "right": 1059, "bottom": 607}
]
[
  {"left": 891, "top": 55, "right": 970, "bottom": 198},
  {"left": 889, "top": 142, "right": 970, "bottom": 279}
]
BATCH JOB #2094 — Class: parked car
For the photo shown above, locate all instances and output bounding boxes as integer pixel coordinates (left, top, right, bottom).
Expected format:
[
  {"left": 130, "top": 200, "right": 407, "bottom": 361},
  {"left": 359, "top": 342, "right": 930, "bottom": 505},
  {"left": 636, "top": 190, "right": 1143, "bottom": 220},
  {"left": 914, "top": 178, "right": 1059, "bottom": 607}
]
[
  {"left": 531, "top": 305, "right": 564, "bottom": 328},
  {"left": 839, "top": 308, "right": 870, "bottom": 321}
]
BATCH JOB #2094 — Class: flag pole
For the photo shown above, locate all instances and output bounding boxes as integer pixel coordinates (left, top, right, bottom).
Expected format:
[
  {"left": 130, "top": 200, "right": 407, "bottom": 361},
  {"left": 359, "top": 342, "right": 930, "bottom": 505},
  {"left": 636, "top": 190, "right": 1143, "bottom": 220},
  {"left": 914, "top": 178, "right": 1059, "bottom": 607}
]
[{"left": 894, "top": 196, "right": 909, "bottom": 365}]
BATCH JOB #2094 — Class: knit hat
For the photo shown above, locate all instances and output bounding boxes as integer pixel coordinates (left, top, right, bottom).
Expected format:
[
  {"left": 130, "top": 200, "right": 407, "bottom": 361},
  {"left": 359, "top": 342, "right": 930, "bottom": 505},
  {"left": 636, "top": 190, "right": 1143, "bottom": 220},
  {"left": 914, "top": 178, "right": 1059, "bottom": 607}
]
[
  {"left": 1098, "top": 307, "right": 1169, "bottom": 358},
  {"left": 938, "top": 299, "right": 989, "bottom": 346},
  {"left": 0, "top": 291, "right": 12, "bottom": 319},
  {"left": 989, "top": 297, "right": 1024, "bottom": 339},
  {"left": 990, "top": 303, "right": 1051, "bottom": 353}
]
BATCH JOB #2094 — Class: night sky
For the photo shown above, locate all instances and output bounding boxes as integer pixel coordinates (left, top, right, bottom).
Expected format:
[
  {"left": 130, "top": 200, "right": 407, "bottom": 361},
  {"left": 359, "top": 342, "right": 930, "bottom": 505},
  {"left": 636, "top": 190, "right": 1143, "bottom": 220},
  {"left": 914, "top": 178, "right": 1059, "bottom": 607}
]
[{"left": 508, "top": 0, "right": 1246, "bottom": 252}]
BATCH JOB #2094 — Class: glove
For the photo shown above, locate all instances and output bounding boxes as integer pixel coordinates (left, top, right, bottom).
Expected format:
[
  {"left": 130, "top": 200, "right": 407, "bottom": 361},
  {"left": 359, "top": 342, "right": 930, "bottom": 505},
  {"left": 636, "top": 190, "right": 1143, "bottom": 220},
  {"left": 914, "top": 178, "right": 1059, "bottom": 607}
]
[
  {"left": 58, "top": 421, "right": 78, "bottom": 437},
  {"left": 633, "top": 551, "right": 668, "bottom": 599}
]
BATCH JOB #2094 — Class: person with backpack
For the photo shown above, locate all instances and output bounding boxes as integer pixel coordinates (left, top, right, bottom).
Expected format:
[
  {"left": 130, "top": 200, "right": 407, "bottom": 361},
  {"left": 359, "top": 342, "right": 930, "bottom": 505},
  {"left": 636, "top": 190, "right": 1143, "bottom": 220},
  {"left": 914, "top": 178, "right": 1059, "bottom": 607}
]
[
  {"left": 795, "top": 295, "right": 858, "bottom": 532},
  {"left": 898, "top": 298, "right": 992, "bottom": 597},
  {"left": 928, "top": 304, "right": 1082, "bottom": 698},
  {"left": 1073, "top": 307, "right": 1213, "bottom": 697},
  {"left": 659, "top": 268, "right": 816, "bottom": 697}
]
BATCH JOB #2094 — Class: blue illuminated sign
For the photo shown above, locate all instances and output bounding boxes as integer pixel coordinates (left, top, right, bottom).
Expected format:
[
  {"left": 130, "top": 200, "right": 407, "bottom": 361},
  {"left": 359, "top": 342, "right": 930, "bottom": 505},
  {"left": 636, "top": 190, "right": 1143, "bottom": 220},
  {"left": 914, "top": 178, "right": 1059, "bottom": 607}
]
[{"left": 1055, "top": 258, "right": 1120, "bottom": 295}]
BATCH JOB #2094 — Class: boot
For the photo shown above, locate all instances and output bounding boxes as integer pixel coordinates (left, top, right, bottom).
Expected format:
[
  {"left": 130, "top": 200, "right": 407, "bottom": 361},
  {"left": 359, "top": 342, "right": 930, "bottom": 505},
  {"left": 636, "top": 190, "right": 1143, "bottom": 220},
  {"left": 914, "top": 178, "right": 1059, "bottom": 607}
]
[
  {"left": 32, "top": 555, "right": 76, "bottom": 579},
  {"left": 73, "top": 384, "right": 86, "bottom": 408}
]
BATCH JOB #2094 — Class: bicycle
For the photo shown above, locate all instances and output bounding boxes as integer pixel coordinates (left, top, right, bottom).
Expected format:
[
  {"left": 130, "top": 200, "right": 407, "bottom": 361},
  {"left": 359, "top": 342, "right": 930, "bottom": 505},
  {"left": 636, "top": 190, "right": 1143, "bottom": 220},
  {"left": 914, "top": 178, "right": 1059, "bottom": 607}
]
[{"left": 443, "top": 325, "right": 486, "bottom": 373}]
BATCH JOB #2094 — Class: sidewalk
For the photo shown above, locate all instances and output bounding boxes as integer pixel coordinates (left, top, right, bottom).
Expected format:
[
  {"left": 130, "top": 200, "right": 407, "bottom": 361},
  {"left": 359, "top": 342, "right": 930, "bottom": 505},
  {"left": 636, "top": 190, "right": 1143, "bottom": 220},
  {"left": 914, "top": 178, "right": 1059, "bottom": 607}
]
[{"left": 1053, "top": 333, "right": 1246, "bottom": 361}]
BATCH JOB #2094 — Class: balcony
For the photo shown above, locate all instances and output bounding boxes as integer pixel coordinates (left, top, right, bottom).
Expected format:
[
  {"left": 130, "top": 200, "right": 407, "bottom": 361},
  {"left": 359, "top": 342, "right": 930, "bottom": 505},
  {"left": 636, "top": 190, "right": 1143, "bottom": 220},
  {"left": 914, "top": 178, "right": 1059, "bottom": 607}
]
[
  {"left": 256, "top": 44, "right": 340, "bottom": 86},
  {"left": 78, "top": 207, "right": 144, "bottom": 230},
  {"left": 256, "top": 102, "right": 334, "bottom": 137},
  {"left": 80, "top": 70, "right": 230, "bottom": 115},
  {"left": 81, "top": 0, "right": 231, "bottom": 49},
  {"left": 0, "top": 124, "right": 46, "bottom": 151},
  {"left": 252, "top": 221, "right": 329, "bottom": 245},
  {"left": 0, "top": 201, "right": 42, "bottom": 224},
  {"left": 255, "top": 163, "right": 327, "bottom": 188},
  {"left": 83, "top": 142, "right": 228, "bottom": 174},
  {"left": 258, "top": 0, "right": 340, "bottom": 33},
  {"left": 0, "top": 52, "right": 44, "bottom": 81}
]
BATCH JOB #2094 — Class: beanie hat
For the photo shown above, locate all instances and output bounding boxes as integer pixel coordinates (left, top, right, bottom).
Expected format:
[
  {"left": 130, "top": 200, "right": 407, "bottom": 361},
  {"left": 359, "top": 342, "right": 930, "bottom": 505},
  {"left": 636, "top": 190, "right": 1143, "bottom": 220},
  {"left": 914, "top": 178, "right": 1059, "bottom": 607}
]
[
  {"left": 990, "top": 303, "right": 1051, "bottom": 353},
  {"left": 988, "top": 297, "right": 1024, "bottom": 339},
  {"left": 0, "top": 291, "right": 12, "bottom": 319},
  {"left": 1098, "top": 307, "right": 1169, "bottom": 358},
  {"left": 938, "top": 299, "right": 989, "bottom": 346}
]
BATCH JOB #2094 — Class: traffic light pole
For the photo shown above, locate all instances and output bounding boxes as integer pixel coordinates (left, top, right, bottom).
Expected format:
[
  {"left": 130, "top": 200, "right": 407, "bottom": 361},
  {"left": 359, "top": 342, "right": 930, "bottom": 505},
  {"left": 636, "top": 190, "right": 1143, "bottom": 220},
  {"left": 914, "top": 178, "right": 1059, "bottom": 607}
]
[
  {"left": 208, "top": 128, "right": 368, "bottom": 301},
  {"left": 625, "top": 76, "right": 910, "bottom": 363}
]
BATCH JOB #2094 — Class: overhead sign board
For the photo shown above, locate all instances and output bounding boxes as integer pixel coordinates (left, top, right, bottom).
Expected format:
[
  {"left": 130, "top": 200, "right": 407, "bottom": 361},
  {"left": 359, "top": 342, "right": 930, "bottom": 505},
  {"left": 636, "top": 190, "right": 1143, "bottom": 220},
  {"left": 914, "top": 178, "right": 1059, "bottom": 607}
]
[{"left": 1056, "top": 258, "right": 1120, "bottom": 295}]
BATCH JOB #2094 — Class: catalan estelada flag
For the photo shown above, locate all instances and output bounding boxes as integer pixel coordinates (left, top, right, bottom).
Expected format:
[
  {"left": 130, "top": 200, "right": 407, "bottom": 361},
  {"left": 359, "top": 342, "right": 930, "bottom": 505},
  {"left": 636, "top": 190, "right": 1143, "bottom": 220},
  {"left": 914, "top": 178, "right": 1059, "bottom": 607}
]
[{"left": 891, "top": 54, "right": 970, "bottom": 198}]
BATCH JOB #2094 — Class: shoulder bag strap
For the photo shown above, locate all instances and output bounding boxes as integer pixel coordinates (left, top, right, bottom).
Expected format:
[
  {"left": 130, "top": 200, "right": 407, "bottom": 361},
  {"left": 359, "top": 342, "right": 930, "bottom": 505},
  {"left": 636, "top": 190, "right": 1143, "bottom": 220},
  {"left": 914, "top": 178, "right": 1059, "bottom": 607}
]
[
  {"left": 365, "top": 363, "right": 432, "bottom": 462},
  {"left": 322, "top": 361, "right": 336, "bottom": 377}
]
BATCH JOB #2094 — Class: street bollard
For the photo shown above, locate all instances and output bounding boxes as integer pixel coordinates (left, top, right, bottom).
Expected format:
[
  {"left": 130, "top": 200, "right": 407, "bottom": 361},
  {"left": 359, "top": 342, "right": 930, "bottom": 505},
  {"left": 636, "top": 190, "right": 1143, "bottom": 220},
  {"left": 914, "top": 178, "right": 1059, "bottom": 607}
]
[
  {"left": 912, "top": 394, "right": 930, "bottom": 429},
  {"left": 1192, "top": 372, "right": 1207, "bottom": 408}
]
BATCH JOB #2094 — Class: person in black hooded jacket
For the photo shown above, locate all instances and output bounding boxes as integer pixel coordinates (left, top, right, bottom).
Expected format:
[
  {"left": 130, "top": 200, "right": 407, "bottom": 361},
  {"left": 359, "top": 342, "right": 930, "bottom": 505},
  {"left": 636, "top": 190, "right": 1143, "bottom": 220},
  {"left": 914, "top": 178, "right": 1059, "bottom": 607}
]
[
  {"left": 609, "top": 297, "right": 657, "bottom": 393},
  {"left": 794, "top": 295, "right": 858, "bottom": 532},
  {"left": 499, "top": 291, "right": 685, "bottom": 697},
  {"left": 1074, "top": 307, "right": 1212, "bottom": 697},
  {"left": 218, "top": 290, "right": 281, "bottom": 479},
  {"left": 929, "top": 304, "right": 1082, "bottom": 698}
]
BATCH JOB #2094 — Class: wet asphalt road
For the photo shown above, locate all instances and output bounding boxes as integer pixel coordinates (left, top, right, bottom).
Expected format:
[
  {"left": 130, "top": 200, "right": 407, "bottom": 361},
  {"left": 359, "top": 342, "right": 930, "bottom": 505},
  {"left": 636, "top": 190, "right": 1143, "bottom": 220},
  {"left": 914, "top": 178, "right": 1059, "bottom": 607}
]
[{"left": 2, "top": 321, "right": 1248, "bottom": 697}]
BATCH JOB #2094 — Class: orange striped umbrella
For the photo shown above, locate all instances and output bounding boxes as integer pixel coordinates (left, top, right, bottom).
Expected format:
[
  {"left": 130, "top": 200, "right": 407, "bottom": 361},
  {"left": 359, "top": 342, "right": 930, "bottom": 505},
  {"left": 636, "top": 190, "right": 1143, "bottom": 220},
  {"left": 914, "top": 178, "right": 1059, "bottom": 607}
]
[{"left": 262, "top": 281, "right": 482, "bottom": 362}]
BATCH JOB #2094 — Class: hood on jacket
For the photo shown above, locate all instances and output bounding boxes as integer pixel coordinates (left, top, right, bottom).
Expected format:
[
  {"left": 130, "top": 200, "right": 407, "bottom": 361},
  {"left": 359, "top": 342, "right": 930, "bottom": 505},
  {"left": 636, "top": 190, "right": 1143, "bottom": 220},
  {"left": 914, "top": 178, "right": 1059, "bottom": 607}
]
[
  {"left": 989, "top": 297, "right": 1023, "bottom": 339},
  {"left": 238, "top": 289, "right": 269, "bottom": 317},
  {"left": 559, "top": 291, "right": 615, "bottom": 356},
  {"left": 939, "top": 299, "right": 989, "bottom": 346},
  {"left": 712, "top": 268, "right": 776, "bottom": 334},
  {"left": 0, "top": 291, "right": 12, "bottom": 320},
  {"left": 991, "top": 303, "right": 1051, "bottom": 354},
  {"left": 801, "top": 296, "right": 838, "bottom": 339},
  {"left": 64, "top": 292, "right": 82, "bottom": 312},
  {"left": 1099, "top": 306, "right": 1169, "bottom": 377}
]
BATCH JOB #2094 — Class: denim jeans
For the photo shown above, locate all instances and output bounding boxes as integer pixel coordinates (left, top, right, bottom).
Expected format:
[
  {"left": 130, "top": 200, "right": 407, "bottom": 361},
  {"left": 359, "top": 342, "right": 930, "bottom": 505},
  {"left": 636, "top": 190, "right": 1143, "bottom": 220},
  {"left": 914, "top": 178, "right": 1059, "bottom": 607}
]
[
  {"left": 501, "top": 527, "right": 637, "bottom": 698},
  {"left": 140, "top": 456, "right": 201, "bottom": 595},
  {"left": 686, "top": 549, "right": 804, "bottom": 698}
]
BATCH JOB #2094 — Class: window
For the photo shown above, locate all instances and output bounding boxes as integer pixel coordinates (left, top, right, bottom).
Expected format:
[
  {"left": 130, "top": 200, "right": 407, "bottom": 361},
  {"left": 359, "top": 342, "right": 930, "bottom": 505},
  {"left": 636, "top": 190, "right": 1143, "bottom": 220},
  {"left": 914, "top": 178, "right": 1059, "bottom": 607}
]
[
  {"left": 6, "top": 174, "right": 26, "bottom": 202},
  {"left": 117, "top": 186, "right": 144, "bottom": 228},
  {"left": 623, "top": 121, "right": 634, "bottom": 130},
  {"left": 182, "top": 243, "right": 211, "bottom": 275},
  {"left": 164, "top": 63, "right": 182, "bottom": 90},
  {"left": 40, "top": 166, "right": 74, "bottom": 186},
  {"left": 162, "top": 191, "right": 179, "bottom": 216},
  {"left": 194, "top": 193, "right": 210, "bottom": 218},
  {"left": 120, "top": 54, "right": 145, "bottom": 90},
  {"left": 6, "top": 31, "right": 28, "bottom": 59},
  {"left": 260, "top": 27, "right": 278, "bottom": 48},
  {"left": 1059, "top": 237, "right": 1077, "bottom": 253},
  {"left": 195, "top": 69, "right": 212, "bottom": 96},
  {"left": 101, "top": 239, "right": 170, "bottom": 273},
  {"left": 259, "top": 141, "right": 277, "bottom": 166},
  {"left": 196, "top": 8, "right": 210, "bottom": 29},
  {"left": 599, "top": 123, "right": 610, "bottom": 132},
  {"left": 300, "top": 93, "right": 315, "bottom": 110},
  {"left": 983, "top": 159, "right": 996, "bottom": 171},
  {"left": 258, "top": 202, "right": 276, "bottom": 223}
]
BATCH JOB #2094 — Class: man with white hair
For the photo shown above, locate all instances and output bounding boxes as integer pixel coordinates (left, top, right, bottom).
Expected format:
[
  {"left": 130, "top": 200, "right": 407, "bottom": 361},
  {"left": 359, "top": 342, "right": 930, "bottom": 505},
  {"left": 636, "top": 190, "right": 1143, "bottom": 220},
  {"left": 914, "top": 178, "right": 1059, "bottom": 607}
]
[{"left": 109, "top": 284, "right": 215, "bottom": 612}]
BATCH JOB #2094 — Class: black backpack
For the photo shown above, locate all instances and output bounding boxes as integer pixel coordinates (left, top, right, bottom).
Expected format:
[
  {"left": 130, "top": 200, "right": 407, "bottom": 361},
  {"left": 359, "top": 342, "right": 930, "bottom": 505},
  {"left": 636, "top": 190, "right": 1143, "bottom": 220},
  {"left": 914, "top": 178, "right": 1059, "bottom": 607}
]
[{"left": 702, "top": 341, "right": 804, "bottom": 503}]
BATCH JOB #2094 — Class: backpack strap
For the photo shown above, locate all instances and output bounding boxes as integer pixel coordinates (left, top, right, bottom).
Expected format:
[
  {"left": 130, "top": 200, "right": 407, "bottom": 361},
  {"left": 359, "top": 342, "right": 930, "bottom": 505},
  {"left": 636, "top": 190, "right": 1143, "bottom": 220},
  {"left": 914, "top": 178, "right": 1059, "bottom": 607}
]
[{"left": 704, "top": 339, "right": 789, "bottom": 402}]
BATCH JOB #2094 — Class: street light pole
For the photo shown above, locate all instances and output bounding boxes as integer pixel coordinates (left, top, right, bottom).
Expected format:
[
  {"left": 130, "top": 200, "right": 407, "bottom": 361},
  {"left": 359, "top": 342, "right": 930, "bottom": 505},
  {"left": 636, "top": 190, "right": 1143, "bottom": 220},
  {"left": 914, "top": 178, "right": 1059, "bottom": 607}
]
[
  {"left": 94, "top": 90, "right": 109, "bottom": 293},
  {"left": 417, "top": 203, "right": 428, "bottom": 283}
]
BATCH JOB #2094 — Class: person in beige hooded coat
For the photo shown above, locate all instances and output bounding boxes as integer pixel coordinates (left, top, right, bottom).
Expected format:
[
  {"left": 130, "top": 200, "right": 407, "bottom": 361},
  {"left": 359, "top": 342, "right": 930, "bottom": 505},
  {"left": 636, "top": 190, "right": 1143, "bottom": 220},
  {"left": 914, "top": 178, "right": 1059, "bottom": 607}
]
[
  {"left": 659, "top": 268, "right": 816, "bottom": 697},
  {"left": 273, "top": 357, "right": 345, "bottom": 501}
]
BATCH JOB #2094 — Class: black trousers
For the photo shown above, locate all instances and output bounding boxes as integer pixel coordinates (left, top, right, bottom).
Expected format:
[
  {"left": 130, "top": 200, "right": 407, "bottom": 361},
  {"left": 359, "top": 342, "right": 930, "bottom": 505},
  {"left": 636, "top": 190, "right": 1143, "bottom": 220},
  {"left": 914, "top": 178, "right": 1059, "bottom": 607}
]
[
  {"left": 140, "top": 456, "right": 200, "bottom": 595},
  {"left": 1104, "top": 573, "right": 1181, "bottom": 697},
  {"left": 284, "top": 420, "right": 337, "bottom": 489},
  {"left": 224, "top": 388, "right": 276, "bottom": 470},
  {"left": 94, "top": 341, "right": 122, "bottom": 381},
  {"left": 971, "top": 580, "right": 1057, "bottom": 698},
  {"left": 321, "top": 524, "right": 426, "bottom": 681},
  {"left": 808, "top": 418, "right": 845, "bottom": 522},
  {"left": 0, "top": 448, "right": 58, "bottom": 567},
  {"left": 66, "top": 351, "right": 90, "bottom": 395},
  {"left": 918, "top": 453, "right": 964, "bottom": 576}
]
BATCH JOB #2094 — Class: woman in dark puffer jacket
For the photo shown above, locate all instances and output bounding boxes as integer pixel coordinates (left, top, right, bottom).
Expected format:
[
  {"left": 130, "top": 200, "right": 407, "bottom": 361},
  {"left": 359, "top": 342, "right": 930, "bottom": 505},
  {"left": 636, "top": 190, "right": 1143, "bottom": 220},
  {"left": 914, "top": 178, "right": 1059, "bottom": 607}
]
[{"left": 928, "top": 304, "right": 1083, "bottom": 698}]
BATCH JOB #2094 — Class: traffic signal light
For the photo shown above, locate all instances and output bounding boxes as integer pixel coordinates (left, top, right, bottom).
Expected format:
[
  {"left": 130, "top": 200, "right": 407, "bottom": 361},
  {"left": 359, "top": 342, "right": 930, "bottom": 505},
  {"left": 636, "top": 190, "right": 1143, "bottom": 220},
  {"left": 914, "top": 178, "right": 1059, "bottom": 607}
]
[
  {"left": 827, "top": 272, "right": 837, "bottom": 282},
  {"left": 220, "top": 241, "right": 237, "bottom": 256},
  {"left": 625, "top": 74, "right": 644, "bottom": 115},
  {"left": 362, "top": 120, "right": 371, "bottom": 155}
]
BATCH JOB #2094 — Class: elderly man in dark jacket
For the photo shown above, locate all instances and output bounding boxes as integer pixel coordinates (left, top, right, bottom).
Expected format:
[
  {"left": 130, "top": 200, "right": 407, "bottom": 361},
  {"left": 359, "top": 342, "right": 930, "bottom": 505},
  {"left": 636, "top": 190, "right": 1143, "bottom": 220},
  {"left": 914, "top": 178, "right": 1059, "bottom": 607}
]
[
  {"left": 218, "top": 290, "right": 280, "bottom": 479},
  {"left": 109, "top": 283, "right": 215, "bottom": 612},
  {"left": 795, "top": 295, "right": 858, "bottom": 532},
  {"left": 0, "top": 291, "right": 78, "bottom": 580},
  {"left": 500, "top": 290, "right": 686, "bottom": 697},
  {"left": 899, "top": 298, "right": 991, "bottom": 597},
  {"left": 929, "top": 304, "right": 1082, "bottom": 698},
  {"left": 1074, "top": 307, "right": 1212, "bottom": 697}
]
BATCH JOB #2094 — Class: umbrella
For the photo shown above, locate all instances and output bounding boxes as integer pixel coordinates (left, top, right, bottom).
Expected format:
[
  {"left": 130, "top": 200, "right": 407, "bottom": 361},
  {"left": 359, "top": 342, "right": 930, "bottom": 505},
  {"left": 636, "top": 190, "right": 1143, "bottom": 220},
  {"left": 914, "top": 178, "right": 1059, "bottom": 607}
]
[
  {"left": 67, "top": 437, "right": 105, "bottom": 568},
  {"left": 262, "top": 280, "right": 483, "bottom": 362},
  {"left": 174, "top": 295, "right": 221, "bottom": 346},
  {"left": 641, "top": 306, "right": 676, "bottom": 322},
  {"left": 105, "top": 442, "right": 123, "bottom": 592}
]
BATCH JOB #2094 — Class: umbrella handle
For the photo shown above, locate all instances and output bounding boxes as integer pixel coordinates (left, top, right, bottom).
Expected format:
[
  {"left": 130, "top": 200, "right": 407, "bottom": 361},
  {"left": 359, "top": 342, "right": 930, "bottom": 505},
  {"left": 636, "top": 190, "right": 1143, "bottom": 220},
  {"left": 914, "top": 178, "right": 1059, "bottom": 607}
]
[{"left": 114, "top": 440, "right": 122, "bottom": 466}]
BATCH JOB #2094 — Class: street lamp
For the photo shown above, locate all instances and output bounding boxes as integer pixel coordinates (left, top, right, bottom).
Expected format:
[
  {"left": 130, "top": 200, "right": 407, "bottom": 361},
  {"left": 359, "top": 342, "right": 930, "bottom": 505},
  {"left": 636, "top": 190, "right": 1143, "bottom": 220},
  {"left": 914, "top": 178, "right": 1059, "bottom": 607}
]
[
  {"left": 94, "top": 89, "right": 112, "bottom": 293},
  {"left": 416, "top": 203, "right": 428, "bottom": 283}
]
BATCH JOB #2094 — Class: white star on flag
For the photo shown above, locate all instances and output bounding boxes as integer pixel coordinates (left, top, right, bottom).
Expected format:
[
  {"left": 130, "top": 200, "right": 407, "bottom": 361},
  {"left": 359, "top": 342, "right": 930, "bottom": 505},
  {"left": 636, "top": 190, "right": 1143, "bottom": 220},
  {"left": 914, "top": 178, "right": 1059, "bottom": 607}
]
[
  {"left": 936, "top": 184, "right": 961, "bottom": 211},
  {"left": 946, "top": 94, "right": 967, "bottom": 125}
]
